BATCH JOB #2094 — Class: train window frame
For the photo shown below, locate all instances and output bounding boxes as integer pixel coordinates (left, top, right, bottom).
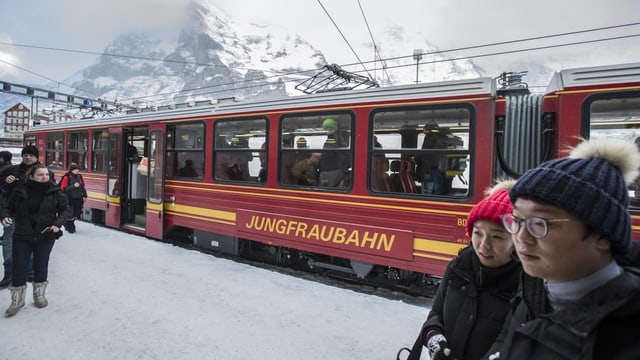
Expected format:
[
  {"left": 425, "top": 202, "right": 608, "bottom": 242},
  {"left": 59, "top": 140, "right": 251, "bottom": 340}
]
[
  {"left": 66, "top": 130, "right": 88, "bottom": 171},
  {"left": 369, "top": 104, "right": 472, "bottom": 198},
  {"left": 213, "top": 117, "right": 267, "bottom": 183},
  {"left": 23, "top": 134, "right": 36, "bottom": 147},
  {"left": 45, "top": 132, "right": 64, "bottom": 170},
  {"left": 92, "top": 128, "right": 110, "bottom": 174},
  {"left": 279, "top": 112, "right": 354, "bottom": 190},
  {"left": 582, "top": 91, "right": 640, "bottom": 210},
  {"left": 166, "top": 122, "right": 206, "bottom": 180}
]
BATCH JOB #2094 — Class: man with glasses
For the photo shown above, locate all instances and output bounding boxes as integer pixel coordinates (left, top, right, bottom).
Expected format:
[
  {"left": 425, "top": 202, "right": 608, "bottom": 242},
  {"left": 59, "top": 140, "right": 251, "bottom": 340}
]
[{"left": 484, "top": 138, "right": 640, "bottom": 359}]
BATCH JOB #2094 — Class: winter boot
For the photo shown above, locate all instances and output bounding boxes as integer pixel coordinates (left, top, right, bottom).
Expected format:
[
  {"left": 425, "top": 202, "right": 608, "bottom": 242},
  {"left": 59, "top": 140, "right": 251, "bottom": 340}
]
[
  {"left": 0, "top": 276, "right": 11, "bottom": 289},
  {"left": 65, "top": 220, "right": 76, "bottom": 234},
  {"left": 5, "top": 285, "right": 26, "bottom": 317},
  {"left": 33, "top": 281, "right": 48, "bottom": 308}
]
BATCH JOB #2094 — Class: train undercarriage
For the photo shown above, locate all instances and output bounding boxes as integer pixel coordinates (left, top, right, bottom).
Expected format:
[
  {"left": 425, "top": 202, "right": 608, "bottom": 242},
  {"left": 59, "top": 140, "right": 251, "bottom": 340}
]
[{"left": 163, "top": 225, "right": 439, "bottom": 298}]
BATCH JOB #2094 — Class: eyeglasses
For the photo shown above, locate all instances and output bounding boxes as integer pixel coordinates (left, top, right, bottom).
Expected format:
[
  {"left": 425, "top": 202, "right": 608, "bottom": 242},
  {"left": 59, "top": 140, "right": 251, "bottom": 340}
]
[{"left": 500, "top": 214, "right": 570, "bottom": 239}]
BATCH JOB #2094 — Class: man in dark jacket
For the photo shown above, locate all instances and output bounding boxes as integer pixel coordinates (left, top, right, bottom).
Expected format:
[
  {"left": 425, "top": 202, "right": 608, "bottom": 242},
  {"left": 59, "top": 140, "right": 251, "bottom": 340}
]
[{"left": 484, "top": 138, "right": 640, "bottom": 360}]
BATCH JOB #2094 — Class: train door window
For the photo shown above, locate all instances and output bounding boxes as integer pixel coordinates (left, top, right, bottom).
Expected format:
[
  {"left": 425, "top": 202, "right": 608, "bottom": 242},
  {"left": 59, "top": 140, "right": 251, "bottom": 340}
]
[
  {"left": 45, "top": 132, "right": 64, "bottom": 170},
  {"left": 92, "top": 129, "right": 109, "bottom": 173},
  {"left": 371, "top": 106, "right": 471, "bottom": 197},
  {"left": 148, "top": 131, "right": 164, "bottom": 203},
  {"left": 108, "top": 134, "right": 121, "bottom": 197},
  {"left": 280, "top": 113, "right": 353, "bottom": 189},
  {"left": 214, "top": 118, "right": 267, "bottom": 183},
  {"left": 66, "top": 131, "right": 88, "bottom": 170},
  {"left": 166, "top": 122, "right": 205, "bottom": 180},
  {"left": 587, "top": 94, "right": 640, "bottom": 208}
]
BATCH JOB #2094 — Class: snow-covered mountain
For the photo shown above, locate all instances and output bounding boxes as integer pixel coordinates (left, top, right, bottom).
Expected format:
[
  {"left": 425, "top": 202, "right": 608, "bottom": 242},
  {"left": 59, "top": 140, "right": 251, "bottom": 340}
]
[
  {"left": 60, "top": 0, "right": 505, "bottom": 109},
  {"left": 68, "top": 1, "right": 327, "bottom": 108},
  {"left": 1, "top": 0, "right": 555, "bottom": 113}
]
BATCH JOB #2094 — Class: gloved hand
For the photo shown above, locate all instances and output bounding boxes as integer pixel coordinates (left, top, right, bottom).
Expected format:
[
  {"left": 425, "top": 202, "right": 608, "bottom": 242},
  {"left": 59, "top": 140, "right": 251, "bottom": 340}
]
[{"left": 425, "top": 330, "right": 451, "bottom": 360}]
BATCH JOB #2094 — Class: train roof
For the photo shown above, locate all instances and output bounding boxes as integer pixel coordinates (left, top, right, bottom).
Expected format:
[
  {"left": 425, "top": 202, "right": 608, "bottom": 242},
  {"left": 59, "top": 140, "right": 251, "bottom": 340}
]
[
  {"left": 545, "top": 62, "right": 640, "bottom": 94},
  {"left": 29, "top": 76, "right": 496, "bottom": 131}
]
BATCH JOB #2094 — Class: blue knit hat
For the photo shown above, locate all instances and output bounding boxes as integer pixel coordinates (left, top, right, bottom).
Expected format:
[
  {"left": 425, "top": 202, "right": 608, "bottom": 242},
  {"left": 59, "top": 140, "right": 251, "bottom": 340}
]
[{"left": 510, "top": 138, "right": 640, "bottom": 258}]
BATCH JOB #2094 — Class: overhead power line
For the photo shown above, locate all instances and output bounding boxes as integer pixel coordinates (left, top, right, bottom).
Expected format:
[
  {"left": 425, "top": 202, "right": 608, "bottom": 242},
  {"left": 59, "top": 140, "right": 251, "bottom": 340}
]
[
  {"left": 315, "top": 0, "right": 375, "bottom": 81},
  {"left": 356, "top": 0, "right": 392, "bottom": 85},
  {"left": 1, "top": 23, "right": 638, "bottom": 104}
]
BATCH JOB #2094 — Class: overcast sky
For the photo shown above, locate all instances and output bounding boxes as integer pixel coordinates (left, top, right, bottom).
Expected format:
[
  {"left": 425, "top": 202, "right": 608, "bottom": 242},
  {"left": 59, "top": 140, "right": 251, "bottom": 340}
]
[{"left": 0, "top": 0, "right": 639, "bottom": 87}]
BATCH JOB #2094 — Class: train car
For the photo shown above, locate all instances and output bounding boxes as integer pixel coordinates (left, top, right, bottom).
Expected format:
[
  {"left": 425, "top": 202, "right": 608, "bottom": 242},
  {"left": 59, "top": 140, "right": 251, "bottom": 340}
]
[{"left": 23, "top": 61, "right": 640, "bottom": 291}]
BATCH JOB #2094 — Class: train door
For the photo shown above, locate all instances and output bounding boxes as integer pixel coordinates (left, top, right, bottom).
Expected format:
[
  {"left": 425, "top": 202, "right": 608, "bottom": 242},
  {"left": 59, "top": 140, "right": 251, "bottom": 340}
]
[
  {"left": 145, "top": 125, "right": 165, "bottom": 239},
  {"left": 121, "top": 127, "right": 148, "bottom": 234},
  {"left": 105, "top": 128, "right": 123, "bottom": 228}
]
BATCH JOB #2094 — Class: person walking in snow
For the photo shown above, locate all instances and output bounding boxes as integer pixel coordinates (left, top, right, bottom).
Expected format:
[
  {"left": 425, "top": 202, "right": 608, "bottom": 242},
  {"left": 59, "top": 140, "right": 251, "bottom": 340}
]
[
  {"left": 0, "top": 145, "right": 53, "bottom": 289},
  {"left": 401, "top": 180, "right": 521, "bottom": 360},
  {"left": 1, "top": 164, "right": 71, "bottom": 317},
  {"left": 59, "top": 163, "right": 87, "bottom": 233}
]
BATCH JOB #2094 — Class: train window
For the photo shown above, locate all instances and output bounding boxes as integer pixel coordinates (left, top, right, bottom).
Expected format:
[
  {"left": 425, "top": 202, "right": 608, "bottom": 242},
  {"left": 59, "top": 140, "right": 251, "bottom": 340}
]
[
  {"left": 24, "top": 134, "right": 36, "bottom": 147},
  {"left": 45, "top": 132, "right": 64, "bottom": 170},
  {"left": 588, "top": 94, "right": 640, "bottom": 209},
  {"left": 371, "top": 106, "right": 471, "bottom": 197},
  {"left": 92, "top": 129, "right": 109, "bottom": 173},
  {"left": 166, "top": 122, "right": 205, "bottom": 180},
  {"left": 66, "top": 131, "right": 88, "bottom": 170},
  {"left": 280, "top": 113, "right": 353, "bottom": 189},
  {"left": 214, "top": 118, "right": 266, "bottom": 183}
]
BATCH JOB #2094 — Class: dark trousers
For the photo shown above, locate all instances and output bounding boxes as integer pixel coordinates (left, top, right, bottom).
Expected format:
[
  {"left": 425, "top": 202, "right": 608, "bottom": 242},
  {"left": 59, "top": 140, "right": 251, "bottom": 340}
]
[
  {"left": 12, "top": 238, "right": 55, "bottom": 286},
  {"left": 66, "top": 198, "right": 84, "bottom": 232},
  {"left": 70, "top": 198, "right": 83, "bottom": 219}
]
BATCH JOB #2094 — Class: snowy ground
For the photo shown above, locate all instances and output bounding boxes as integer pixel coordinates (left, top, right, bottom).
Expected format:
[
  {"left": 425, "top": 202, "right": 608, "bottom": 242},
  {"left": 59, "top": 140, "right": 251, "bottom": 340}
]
[{"left": 0, "top": 222, "right": 431, "bottom": 360}]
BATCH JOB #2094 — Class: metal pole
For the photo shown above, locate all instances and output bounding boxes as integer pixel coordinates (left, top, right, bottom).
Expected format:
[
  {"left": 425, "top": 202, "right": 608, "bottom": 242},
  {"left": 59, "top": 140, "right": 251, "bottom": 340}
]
[{"left": 413, "top": 49, "right": 423, "bottom": 84}]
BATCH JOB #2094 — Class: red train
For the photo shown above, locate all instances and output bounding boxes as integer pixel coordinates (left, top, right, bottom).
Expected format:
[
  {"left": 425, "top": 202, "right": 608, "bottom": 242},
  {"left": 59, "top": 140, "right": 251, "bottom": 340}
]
[{"left": 24, "top": 62, "right": 640, "bottom": 290}]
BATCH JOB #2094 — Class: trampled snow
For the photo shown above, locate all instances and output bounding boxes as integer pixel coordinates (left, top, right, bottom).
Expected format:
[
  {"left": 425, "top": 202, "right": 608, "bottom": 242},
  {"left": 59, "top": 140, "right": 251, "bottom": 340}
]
[{"left": 0, "top": 222, "right": 431, "bottom": 360}]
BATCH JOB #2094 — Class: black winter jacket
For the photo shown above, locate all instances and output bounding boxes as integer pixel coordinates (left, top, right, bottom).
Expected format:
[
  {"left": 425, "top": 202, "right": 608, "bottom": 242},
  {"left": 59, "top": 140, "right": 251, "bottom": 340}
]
[
  {"left": 0, "top": 181, "right": 71, "bottom": 243},
  {"left": 60, "top": 172, "right": 87, "bottom": 199},
  {"left": 483, "top": 266, "right": 640, "bottom": 360},
  {"left": 421, "top": 246, "right": 521, "bottom": 360}
]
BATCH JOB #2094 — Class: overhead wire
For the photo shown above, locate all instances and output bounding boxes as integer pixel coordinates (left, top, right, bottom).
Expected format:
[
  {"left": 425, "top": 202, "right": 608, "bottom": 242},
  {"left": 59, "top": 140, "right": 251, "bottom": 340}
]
[
  {"left": 315, "top": 0, "right": 374, "bottom": 80},
  {"left": 125, "top": 33, "right": 640, "bottom": 103},
  {"left": 124, "top": 31, "right": 640, "bottom": 102},
  {"left": 345, "top": 22, "right": 640, "bottom": 67},
  {"left": 356, "top": 0, "right": 392, "bottom": 85},
  {"left": 347, "top": 34, "right": 640, "bottom": 74},
  {"left": 0, "top": 22, "right": 639, "bottom": 104}
]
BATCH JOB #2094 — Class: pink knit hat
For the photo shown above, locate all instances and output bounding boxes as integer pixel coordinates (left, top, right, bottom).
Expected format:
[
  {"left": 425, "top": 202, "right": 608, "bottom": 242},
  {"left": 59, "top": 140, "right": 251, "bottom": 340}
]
[{"left": 466, "top": 180, "right": 515, "bottom": 235}]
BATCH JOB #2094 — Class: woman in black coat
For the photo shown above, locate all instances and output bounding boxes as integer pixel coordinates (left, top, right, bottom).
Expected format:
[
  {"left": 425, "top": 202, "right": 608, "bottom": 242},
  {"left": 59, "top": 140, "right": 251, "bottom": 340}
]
[
  {"left": 408, "top": 181, "right": 521, "bottom": 360},
  {"left": 1, "top": 164, "right": 71, "bottom": 317}
]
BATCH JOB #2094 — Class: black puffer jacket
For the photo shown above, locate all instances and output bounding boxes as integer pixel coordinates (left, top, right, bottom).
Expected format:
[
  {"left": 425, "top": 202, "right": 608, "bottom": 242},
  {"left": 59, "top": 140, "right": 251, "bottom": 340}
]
[
  {"left": 483, "top": 267, "right": 640, "bottom": 360},
  {"left": 421, "top": 246, "right": 521, "bottom": 360},
  {"left": 0, "top": 180, "right": 71, "bottom": 243}
]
